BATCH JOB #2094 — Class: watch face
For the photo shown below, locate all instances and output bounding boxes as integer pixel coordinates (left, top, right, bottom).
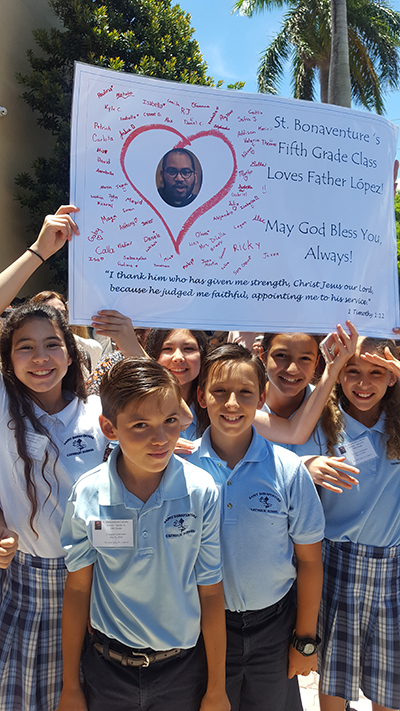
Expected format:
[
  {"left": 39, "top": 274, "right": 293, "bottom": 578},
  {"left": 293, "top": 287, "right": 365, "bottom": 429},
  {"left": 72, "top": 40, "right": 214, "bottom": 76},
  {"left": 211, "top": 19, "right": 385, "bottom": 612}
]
[{"left": 303, "top": 643, "right": 315, "bottom": 655}]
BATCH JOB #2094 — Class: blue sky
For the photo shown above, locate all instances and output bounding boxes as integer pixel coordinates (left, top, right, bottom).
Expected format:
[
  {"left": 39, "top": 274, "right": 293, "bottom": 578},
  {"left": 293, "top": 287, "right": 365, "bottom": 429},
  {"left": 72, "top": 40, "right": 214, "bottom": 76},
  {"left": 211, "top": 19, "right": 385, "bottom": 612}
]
[{"left": 181, "top": 0, "right": 400, "bottom": 154}]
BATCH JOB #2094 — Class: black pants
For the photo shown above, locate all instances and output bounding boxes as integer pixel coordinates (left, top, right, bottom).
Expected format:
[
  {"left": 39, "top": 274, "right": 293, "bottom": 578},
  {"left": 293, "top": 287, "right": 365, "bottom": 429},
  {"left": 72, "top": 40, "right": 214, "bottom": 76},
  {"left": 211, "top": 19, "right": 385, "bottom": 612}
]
[
  {"left": 83, "top": 631, "right": 207, "bottom": 711},
  {"left": 226, "top": 588, "right": 303, "bottom": 711}
]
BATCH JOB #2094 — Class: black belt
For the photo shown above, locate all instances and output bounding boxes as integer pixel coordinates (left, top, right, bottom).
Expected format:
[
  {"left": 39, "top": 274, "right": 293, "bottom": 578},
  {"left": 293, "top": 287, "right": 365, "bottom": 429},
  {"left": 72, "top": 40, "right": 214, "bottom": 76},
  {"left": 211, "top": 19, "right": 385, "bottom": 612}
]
[{"left": 93, "top": 642, "right": 182, "bottom": 668}]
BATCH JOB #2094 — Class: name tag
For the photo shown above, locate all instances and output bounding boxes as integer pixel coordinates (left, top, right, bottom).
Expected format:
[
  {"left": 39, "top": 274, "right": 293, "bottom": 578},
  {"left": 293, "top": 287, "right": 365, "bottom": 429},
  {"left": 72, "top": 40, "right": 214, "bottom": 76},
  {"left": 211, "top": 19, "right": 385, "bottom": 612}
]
[
  {"left": 335, "top": 435, "right": 377, "bottom": 466},
  {"left": 92, "top": 519, "right": 134, "bottom": 547},
  {"left": 25, "top": 431, "right": 48, "bottom": 460}
]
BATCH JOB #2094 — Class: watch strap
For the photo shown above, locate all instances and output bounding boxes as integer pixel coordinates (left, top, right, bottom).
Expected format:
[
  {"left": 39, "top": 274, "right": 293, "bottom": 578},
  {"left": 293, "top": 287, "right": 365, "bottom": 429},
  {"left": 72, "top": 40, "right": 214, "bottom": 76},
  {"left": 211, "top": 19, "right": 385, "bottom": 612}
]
[{"left": 291, "top": 632, "right": 321, "bottom": 656}]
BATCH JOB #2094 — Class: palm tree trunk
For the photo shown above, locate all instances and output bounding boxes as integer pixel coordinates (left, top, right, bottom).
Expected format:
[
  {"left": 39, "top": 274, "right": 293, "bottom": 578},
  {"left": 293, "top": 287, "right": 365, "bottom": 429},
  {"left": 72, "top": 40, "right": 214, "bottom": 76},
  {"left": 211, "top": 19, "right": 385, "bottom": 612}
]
[
  {"left": 320, "top": 63, "right": 330, "bottom": 103},
  {"left": 328, "top": 0, "right": 351, "bottom": 107}
]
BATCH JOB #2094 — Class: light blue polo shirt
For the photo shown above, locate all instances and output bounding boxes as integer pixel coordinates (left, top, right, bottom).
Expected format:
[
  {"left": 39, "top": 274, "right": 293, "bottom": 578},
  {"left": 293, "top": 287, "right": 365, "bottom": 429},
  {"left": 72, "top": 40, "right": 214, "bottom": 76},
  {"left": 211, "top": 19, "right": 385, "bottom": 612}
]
[
  {"left": 187, "top": 427, "right": 324, "bottom": 612},
  {"left": 180, "top": 404, "right": 198, "bottom": 441},
  {"left": 306, "top": 409, "right": 400, "bottom": 547},
  {"left": 261, "top": 383, "right": 319, "bottom": 456},
  {"left": 61, "top": 447, "right": 222, "bottom": 650}
]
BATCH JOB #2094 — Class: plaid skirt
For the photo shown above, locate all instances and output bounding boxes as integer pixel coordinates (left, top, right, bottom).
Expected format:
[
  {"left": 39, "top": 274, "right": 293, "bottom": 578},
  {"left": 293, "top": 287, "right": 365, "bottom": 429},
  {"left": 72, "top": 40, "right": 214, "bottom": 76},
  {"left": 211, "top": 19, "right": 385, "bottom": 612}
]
[
  {"left": 318, "top": 538, "right": 400, "bottom": 708},
  {"left": 0, "top": 550, "right": 68, "bottom": 711}
]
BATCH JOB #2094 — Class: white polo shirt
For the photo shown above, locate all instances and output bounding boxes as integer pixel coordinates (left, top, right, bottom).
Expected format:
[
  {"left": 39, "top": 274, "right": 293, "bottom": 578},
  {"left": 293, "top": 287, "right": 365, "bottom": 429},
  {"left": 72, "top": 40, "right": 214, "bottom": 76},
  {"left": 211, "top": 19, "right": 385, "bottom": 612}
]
[
  {"left": 61, "top": 447, "right": 222, "bottom": 650},
  {"left": 306, "top": 409, "right": 400, "bottom": 546},
  {"left": 0, "top": 381, "right": 107, "bottom": 558},
  {"left": 187, "top": 427, "right": 324, "bottom": 612}
]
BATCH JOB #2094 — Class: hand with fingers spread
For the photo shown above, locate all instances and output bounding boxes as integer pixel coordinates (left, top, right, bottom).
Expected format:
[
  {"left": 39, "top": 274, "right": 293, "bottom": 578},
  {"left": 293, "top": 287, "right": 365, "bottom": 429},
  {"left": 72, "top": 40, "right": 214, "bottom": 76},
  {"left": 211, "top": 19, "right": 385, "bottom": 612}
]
[
  {"left": 303, "top": 455, "right": 359, "bottom": 493},
  {"left": 361, "top": 347, "right": 400, "bottom": 380},
  {"left": 91, "top": 310, "right": 146, "bottom": 357},
  {"left": 321, "top": 321, "right": 358, "bottom": 379}
]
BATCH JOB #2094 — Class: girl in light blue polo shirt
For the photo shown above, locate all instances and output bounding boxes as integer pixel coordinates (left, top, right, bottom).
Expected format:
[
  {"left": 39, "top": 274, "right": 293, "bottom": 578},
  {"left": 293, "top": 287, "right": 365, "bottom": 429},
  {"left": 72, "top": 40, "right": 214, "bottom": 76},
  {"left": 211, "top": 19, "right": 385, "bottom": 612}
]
[
  {"left": 258, "top": 331, "right": 359, "bottom": 490},
  {"left": 310, "top": 337, "right": 400, "bottom": 711}
]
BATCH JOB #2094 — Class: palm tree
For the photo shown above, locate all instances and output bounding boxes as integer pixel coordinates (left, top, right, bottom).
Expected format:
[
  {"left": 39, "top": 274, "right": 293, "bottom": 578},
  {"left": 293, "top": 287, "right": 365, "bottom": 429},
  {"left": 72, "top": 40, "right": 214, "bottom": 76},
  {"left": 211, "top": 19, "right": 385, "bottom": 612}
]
[
  {"left": 234, "top": 0, "right": 400, "bottom": 114},
  {"left": 329, "top": 0, "right": 351, "bottom": 107}
]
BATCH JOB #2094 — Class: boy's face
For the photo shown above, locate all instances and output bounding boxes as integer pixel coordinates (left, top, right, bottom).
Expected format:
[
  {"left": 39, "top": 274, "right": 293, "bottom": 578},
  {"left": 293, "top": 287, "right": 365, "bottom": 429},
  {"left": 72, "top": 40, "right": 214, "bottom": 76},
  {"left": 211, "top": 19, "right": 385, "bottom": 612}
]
[
  {"left": 198, "top": 361, "right": 265, "bottom": 440},
  {"left": 99, "top": 390, "right": 181, "bottom": 479}
]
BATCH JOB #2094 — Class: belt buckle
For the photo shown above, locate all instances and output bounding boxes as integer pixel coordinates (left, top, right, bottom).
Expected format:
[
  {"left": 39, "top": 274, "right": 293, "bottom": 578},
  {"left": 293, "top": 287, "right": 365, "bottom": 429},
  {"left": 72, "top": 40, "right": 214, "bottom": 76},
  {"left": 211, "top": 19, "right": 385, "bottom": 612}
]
[{"left": 131, "top": 650, "right": 150, "bottom": 668}]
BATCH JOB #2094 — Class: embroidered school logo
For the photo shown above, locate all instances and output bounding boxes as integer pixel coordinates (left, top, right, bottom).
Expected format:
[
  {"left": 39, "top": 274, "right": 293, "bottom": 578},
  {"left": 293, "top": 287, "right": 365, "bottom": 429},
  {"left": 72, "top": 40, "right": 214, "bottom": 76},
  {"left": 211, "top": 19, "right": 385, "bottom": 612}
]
[
  {"left": 64, "top": 434, "right": 95, "bottom": 457},
  {"left": 72, "top": 438, "right": 86, "bottom": 453},
  {"left": 164, "top": 512, "right": 197, "bottom": 538},
  {"left": 248, "top": 491, "right": 281, "bottom": 513},
  {"left": 173, "top": 518, "right": 188, "bottom": 534}
]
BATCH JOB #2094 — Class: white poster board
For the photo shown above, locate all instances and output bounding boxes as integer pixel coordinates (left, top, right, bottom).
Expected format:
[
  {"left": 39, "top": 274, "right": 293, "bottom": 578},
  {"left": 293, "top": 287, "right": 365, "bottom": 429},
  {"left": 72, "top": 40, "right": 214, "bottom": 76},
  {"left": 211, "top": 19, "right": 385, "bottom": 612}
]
[{"left": 70, "top": 62, "right": 399, "bottom": 336}]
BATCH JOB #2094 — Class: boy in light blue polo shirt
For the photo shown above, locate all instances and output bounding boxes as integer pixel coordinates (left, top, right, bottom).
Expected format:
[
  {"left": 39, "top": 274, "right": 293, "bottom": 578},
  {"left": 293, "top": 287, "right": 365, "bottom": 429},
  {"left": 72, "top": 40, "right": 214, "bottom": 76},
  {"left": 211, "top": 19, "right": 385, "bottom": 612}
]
[
  {"left": 58, "top": 358, "right": 229, "bottom": 711},
  {"left": 186, "top": 344, "right": 325, "bottom": 711}
]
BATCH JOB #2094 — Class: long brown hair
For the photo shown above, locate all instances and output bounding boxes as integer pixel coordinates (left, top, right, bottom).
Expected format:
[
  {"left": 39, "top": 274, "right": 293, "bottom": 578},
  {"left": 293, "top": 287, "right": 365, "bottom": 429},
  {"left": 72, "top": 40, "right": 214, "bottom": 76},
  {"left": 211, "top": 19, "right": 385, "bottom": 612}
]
[
  {"left": 320, "top": 338, "right": 400, "bottom": 459},
  {"left": 145, "top": 329, "right": 209, "bottom": 437},
  {"left": 0, "top": 303, "right": 87, "bottom": 534}
]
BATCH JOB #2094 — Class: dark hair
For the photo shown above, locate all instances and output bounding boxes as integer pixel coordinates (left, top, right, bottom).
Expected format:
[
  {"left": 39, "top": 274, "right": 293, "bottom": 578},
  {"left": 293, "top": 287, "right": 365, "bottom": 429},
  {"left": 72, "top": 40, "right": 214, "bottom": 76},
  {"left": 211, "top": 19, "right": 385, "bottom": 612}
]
[
  {"left": 100, "top": 357, "right": 181, "bottom": 426},
  {"left": 0, "top": 303, "right": 87, "bottom": 533},
  {"left": 145, "top": 328, "right": 209, "bottom": 436},
  {"left": 199, "top": 343, "right": 266, "bottom": 397},
  {"left": 261, "top": 332, "right": 322, "bottom": 359},
  {"left": 162, "top": 148, "right": 195, "bottom": 173},
  {"left": 261, "top": 332, "right": 322, "bottom": 382},
  {"left": 30, "top": 290, "right": 68, "bottom": 314},
  {"left": 320, "top": 337, "right": 400, "bottom": 459}
]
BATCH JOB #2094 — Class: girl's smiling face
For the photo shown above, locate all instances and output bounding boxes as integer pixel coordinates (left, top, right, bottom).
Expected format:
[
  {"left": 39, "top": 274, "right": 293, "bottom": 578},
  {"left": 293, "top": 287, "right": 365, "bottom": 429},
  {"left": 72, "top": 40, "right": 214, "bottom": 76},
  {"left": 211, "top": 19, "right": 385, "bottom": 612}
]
[
  {"left": 157, "top": 330, "right": 201, "bottom": 389},
  {"left": 339, "top": 347, "right": 397, "bottom": 425},
  {"left": 264, "top": 333, "right": 319, "bottom": 398},
  {"left": 11, "top": 317, "right": 71, "bottom": 409}
]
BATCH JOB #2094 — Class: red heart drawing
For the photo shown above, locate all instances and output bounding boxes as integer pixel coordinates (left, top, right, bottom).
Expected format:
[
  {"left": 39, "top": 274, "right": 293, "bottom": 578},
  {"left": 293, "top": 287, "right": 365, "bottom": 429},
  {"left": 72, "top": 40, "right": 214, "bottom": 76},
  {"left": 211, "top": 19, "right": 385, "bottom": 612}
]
[{"left": 120, "top": 125, "right": 237, "bottom": 254}]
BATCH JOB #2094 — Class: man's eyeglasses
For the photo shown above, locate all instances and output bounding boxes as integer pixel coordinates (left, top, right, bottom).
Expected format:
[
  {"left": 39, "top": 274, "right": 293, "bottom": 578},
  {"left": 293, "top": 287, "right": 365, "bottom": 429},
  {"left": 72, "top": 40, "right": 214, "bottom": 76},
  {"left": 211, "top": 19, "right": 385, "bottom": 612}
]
[{"left": 164, "top": 167, "right": 194, "bottom": 179}]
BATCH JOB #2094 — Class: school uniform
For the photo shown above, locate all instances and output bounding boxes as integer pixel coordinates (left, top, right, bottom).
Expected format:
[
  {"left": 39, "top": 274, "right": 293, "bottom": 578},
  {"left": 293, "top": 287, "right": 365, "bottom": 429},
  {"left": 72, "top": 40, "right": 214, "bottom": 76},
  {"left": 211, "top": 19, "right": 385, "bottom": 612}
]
[
  {"left": 60, "top": 446, "right": 222, "bottom": 711},
  {"left": 181, "top": 404, "right": 198, "bottom": 441},
  {"left": 307, "top": 409, "right": 400, "bottom": 708},
  {"left": 0, "top": 384, "right": 107, "bottom": 711},
  {"left": 187, "top": 427, "right": 325, "bottom": 711},
  {"left": 261, "top": 383, "right": 318, "bottom": 457}
]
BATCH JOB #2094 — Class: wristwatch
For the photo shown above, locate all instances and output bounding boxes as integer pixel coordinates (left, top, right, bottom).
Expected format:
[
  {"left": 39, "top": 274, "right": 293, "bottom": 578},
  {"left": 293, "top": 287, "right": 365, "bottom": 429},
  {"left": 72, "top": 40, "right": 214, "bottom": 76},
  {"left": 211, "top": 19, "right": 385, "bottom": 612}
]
[{"left": 291, "top": 632, "right": 321, "bottom": 656}]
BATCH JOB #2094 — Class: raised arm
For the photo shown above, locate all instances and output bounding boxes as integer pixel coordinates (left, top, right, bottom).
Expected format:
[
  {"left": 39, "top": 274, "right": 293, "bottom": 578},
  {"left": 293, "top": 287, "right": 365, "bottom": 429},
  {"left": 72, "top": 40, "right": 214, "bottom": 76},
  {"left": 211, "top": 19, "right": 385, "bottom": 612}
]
[
  {"left": 0, "top": 206, "right": 79, "bottom": 315},
  {"left": 254, "top": 322, "right": 358, "bottom": 444}
]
